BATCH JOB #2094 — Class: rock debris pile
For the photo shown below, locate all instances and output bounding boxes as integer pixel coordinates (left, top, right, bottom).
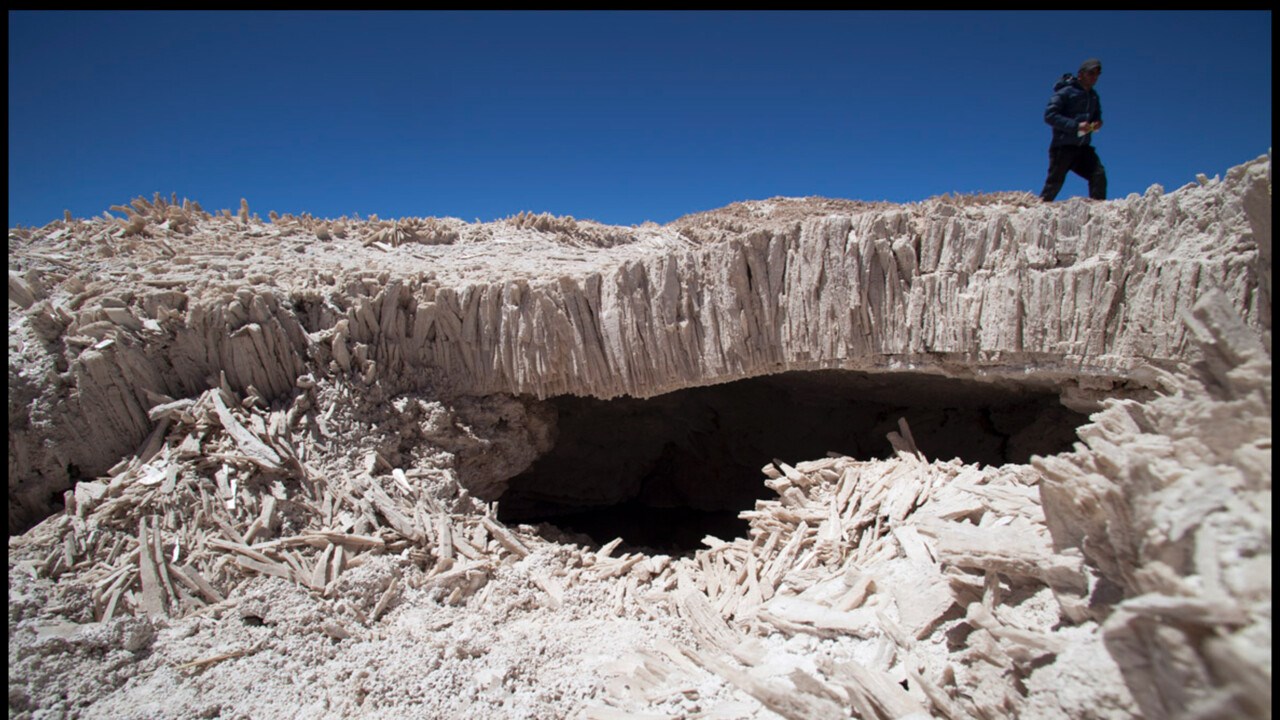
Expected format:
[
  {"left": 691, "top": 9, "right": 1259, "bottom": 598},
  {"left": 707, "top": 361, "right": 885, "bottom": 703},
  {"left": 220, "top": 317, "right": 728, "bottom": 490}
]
[{"left": 7, "top": 153, "right": 1271, "bottom": 719}]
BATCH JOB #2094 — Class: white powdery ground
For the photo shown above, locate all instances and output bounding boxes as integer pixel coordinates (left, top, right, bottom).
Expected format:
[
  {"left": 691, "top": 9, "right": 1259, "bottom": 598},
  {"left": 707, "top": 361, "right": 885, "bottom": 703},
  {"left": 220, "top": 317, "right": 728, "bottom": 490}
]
[{"left": 7, "top": 154, "right": 1271, "bottom": 719}]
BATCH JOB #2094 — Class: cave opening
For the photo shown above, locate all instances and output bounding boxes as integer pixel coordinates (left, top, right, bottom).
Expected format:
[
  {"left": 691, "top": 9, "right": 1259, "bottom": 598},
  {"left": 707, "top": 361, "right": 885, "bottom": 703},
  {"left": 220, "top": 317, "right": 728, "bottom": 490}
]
[{"left": 497, "top": 370, "right": 1089, "bottom": 556}]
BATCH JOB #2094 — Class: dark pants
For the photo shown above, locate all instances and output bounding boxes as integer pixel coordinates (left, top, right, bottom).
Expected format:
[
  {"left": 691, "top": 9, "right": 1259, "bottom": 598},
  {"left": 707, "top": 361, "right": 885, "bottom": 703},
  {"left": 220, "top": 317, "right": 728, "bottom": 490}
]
[{"left": 1040, "top": 145, "right": 1107, "bottom": 201}]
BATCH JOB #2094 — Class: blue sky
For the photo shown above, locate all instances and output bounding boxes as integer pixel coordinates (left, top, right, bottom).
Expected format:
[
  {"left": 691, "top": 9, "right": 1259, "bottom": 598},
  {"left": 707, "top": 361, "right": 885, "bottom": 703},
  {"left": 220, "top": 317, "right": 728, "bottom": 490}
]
[{"left": 8, "top": 11, "right": 1272, "bottom": 228}]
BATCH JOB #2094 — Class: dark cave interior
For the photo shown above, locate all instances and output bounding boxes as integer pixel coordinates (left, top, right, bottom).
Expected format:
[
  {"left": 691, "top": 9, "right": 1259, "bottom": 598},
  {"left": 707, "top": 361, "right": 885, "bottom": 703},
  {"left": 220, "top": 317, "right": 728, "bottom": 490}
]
[{"left": 498, "top": 369, "right": 1089, "bottom": 555}]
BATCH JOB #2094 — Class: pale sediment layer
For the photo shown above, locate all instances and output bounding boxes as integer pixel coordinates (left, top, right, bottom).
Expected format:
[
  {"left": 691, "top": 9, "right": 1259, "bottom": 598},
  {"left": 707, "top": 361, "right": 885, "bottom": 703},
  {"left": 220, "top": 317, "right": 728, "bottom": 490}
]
[
  {"left": 6, "top": 155, "right": 1271, "bottom": 719},
  {"left": 6, "top": 291, "right": 1270, "bottom": 719},
  {"left": 9, "top": 155, "right": 1272, "bottom": 532}
]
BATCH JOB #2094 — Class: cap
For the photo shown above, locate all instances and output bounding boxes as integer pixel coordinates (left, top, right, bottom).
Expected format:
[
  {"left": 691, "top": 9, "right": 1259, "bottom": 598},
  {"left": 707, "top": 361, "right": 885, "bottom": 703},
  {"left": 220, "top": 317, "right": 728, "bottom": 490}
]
[{"left": 1079, "top": 58, "right": 1102, "bottom": 74}]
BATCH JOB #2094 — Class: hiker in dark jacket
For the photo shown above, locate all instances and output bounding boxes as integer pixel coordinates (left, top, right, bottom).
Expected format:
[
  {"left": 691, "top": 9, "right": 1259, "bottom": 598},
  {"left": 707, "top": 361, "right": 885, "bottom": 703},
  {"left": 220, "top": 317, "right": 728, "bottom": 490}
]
[{"left": 1039, "top": 58, "right": 1106, "bottom": 202}]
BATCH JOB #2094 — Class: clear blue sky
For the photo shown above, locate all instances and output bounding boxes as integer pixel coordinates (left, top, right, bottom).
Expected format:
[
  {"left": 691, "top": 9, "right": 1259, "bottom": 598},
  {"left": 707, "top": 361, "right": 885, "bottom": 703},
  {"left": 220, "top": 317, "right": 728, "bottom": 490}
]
[{"left": 8, "top": 11, "right": 1272, "bottom": 228}]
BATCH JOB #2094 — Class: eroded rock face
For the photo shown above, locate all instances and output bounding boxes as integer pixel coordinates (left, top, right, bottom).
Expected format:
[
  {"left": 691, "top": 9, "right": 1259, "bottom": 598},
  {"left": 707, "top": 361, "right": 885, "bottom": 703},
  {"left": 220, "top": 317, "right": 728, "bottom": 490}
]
[
  {"left": 7, "top": 156, "right": 1270, "bottom": 533},
  {"left": 6, "top": 156, "right": 1271, "bottom": 720}
]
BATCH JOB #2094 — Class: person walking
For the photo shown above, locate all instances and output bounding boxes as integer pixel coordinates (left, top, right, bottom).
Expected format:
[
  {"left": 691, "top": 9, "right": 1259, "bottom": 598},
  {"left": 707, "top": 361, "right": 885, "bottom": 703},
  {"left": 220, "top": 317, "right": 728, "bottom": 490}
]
[{"left": 1039, "top": 58, "right": 1107, "bottom": 202}]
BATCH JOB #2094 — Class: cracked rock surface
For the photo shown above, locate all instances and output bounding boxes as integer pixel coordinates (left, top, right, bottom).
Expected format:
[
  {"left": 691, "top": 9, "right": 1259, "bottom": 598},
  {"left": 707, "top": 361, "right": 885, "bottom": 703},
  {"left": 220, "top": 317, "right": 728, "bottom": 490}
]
[{"left": 7, "top": 153, "right": 1271, "bottom": 719}]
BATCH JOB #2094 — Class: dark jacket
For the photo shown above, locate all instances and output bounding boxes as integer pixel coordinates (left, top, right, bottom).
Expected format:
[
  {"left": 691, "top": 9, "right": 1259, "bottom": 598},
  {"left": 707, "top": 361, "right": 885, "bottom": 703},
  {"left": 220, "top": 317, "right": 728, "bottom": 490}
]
[{"left": 1044, "top": 73, "right": 1102, "bottom": 148}]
